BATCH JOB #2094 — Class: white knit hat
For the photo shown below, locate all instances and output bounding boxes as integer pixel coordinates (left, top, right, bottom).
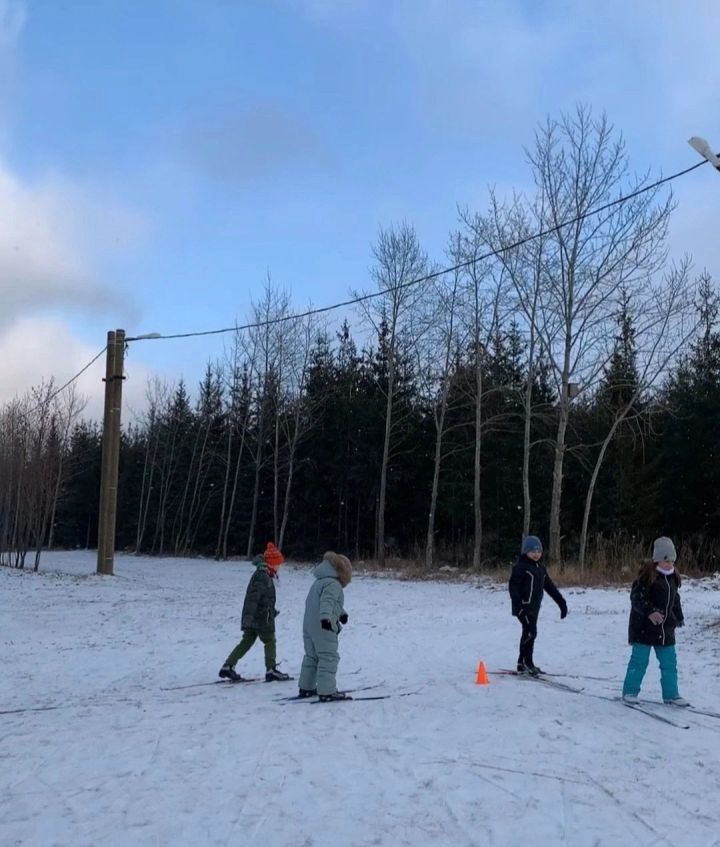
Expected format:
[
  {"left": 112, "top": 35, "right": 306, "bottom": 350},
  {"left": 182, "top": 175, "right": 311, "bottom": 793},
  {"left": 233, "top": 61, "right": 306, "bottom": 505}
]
[{"left": 652, "top": 536, "right": 677, "bottom": 564}]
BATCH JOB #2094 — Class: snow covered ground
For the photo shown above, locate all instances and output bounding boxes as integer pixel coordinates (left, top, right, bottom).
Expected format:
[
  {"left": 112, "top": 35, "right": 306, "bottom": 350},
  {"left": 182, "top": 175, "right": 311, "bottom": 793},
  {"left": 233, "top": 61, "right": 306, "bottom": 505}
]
[{"left": 2, "top": 551, "right": 720, "bottom": 847}]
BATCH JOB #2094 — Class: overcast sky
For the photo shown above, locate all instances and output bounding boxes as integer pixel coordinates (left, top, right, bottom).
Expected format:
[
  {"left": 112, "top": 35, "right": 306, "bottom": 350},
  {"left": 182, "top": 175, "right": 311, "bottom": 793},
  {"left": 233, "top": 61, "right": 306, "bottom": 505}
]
[{"left": 1, "top": 0, "right": 719, "bottom": 420}]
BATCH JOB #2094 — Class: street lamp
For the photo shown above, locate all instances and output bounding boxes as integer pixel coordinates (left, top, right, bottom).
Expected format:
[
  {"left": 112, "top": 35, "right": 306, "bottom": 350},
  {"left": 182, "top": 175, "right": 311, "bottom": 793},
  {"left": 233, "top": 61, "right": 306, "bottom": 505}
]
[
  {"left": 688, "top": 136, "right": 720, "bottom": 170},
  {"left": 126, "top": 332, "right": 162, "bottom": 342}
]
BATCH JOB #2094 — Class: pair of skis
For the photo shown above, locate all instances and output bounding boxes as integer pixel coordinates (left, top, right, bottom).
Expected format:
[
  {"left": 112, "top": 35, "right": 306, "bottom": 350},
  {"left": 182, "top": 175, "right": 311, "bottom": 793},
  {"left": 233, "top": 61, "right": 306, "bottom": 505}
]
[
  {"left": 494, "top": 668, "right": 585, "bottom": 694},
  {"left": 495, "top": 668, "right": 692, "bottom": 728},
  {"left": 162, "top": 665, "right": 365, "bottom": 693},
  {"left": 619, "top": 699, "right": 691, "bottom": 728}
]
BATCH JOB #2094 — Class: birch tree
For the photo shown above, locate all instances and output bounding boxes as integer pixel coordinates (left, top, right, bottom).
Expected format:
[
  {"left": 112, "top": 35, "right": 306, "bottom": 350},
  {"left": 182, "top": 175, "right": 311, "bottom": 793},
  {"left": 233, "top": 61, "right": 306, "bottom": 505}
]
[
  {"left": 357, "top": 223, "right": 428, "bottom": 567},
  {"left": 577, "top": 263, "right": 697, "bottom": 569},
  {"left": 415, "top": 258, "right": 464, "bottom": 569},
  {"left": 455, "top": 220, "right": 512, "bottom": 567},
  {"left": 277, "top": 311, "right": 318, "bottom": 548},
  {"left": 525, "top": 106, "right": 672, "bottom": 563}
]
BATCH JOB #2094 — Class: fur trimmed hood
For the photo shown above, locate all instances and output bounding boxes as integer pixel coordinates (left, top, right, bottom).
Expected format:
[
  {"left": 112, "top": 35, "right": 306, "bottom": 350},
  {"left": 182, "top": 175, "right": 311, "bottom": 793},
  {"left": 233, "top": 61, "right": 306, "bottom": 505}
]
[{"left": 321, "top": 551, "right": 352, "bottom": 587}]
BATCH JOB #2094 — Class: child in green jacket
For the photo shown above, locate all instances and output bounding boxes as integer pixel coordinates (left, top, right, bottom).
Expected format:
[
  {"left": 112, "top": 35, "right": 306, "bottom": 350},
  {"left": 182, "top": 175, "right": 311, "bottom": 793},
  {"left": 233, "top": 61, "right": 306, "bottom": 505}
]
[{"left": 219, "top": 545, "right": 291, "bottom": 682}]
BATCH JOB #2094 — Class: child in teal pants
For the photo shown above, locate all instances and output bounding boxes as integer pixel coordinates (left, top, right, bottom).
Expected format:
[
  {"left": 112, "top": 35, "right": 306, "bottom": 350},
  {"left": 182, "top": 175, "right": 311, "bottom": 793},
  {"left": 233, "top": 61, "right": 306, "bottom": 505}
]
[
  {"left": 622, "top": 537, "right": 689, "bottom": 706},
  {"left": 624, "top": 643, "right": 680, "bottom": 702}
]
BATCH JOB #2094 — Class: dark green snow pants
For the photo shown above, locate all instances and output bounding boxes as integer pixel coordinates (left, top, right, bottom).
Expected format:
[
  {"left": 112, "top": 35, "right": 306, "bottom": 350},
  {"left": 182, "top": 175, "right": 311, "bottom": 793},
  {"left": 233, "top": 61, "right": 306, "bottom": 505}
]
[{"left": 224, "top": 629, "right": 276, "bottom": 670}]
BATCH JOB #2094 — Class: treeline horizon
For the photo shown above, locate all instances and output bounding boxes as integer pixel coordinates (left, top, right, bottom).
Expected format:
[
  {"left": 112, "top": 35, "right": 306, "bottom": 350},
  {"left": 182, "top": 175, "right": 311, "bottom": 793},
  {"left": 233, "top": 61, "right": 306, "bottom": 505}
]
[{"left": 2, "top": 106, "right": 720, "bottom": 573}]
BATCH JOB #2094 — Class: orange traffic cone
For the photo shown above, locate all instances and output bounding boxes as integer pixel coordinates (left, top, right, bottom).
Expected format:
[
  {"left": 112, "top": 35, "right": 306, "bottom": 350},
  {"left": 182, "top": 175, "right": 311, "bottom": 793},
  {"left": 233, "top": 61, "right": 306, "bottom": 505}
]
[{"left": 475, "top": 661, "right": 490, "bottom": 685}]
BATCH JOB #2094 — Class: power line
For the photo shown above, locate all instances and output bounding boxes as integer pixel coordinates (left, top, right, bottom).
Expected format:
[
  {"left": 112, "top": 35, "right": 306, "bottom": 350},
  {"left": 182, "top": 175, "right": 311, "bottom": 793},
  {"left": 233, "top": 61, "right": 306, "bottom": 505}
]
[
  {"left": 124, "top": 157, "right": 707, "bottom": 344},
  {"left": 16, "top": 346, "right": 107, "bottom": 421}
]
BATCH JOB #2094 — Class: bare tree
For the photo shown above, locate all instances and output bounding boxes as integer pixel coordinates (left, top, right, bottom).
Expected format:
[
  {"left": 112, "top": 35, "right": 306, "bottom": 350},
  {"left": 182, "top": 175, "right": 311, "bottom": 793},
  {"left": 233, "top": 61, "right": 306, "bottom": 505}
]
[
  {"left": 414, "top": 257, "right": 465, "bottom": 569},
  {"left": 246, "top": 280, "right": 291, "bottom": 557},
  {"left": 134, "top": 379, "right": 169, "bottom": 553},
  {"left": 357, "top": 223, "right": 428, "bottom": 567},
  {"left": 577, "top": 262, "right": 698, "bottom": 569},
  {"left": 455, "top": 218, "right": 513, "bottom": 567},
  {"left": 480, "top": 189, "right": 551, "bottom": 539},
  {"left": 47, "top": 384, "right": 87, "bottom": 551},
  {"left": 277, "top": 311, "right": 319, "bottom": 549},
  {"left": 0, "top": 380, "right": 79, "bottom": 570},
  {"left": 216, "top": 329, "right": 255, "bottom": 560},
  {"left": 524, "top": 107, "right": 673, "bottom": 563}
]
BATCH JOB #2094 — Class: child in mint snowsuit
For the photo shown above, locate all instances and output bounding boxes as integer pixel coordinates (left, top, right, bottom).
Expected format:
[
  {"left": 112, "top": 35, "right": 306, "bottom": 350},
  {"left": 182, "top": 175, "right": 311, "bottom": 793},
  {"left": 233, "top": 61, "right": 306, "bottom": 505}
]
[
  {"left": 622, "top": 536, "right": 688, "bottom": 706},
  {"left": 298, "top": 551, "right": 352, "bottom": 701},
  {"left": 218, "top": 547, "right": 290, "bottom": 682}
]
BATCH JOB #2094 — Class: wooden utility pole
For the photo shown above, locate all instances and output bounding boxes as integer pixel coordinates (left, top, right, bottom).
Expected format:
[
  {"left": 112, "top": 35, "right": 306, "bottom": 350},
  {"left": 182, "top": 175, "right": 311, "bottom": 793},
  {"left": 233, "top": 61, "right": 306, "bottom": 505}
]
[{"left": 96, "top": 329, "right": 126, "bottom": 575}]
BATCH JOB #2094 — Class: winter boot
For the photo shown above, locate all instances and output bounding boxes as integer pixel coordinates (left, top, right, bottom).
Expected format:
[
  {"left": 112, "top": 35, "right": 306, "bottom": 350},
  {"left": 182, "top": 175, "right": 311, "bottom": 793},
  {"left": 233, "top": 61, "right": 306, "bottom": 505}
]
[
  {"left": 519, "top": 662, "right": 540, "bottom": 678},
  {"left": 664, "top": 696, "right": 690, "bottom": 707},
  {"left": 318, "top": 691, "right": 353, "bottom": 702},
  {"left": 265, "top": 666, "right": 291, "bottom": 682},
  {"left": 298, "top": 688, "right": 317, "bottom": 698},
  {"left": 219, "top": 665, "right": 242, "bottom": 682},
  {"left": 622, "top": 694, "right": 639, "bottom": 704}
]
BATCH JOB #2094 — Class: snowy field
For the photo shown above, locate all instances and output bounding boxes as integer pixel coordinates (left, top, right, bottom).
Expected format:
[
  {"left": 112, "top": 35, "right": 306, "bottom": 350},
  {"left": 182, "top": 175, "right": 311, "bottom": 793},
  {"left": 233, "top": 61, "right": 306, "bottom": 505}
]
[{"left": 2, "top": 552, "right": 720, "bottom": 847}]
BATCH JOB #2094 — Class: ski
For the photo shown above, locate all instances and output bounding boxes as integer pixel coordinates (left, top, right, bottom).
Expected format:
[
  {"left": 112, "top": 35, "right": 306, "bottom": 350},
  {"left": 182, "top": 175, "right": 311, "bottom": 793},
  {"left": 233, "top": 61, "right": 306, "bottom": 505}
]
[
  {"left": 310, "top": 690, "right": 419, "bottom": 704},
  {"left": 0, "top": 704, "right": 62, "bottom": 716},
  {"left": 500, "top": 670, "right": 689, "bottom": 727},
  {"left": 641, "top": 701, "right": 720, "bottom": 719},
  {"left": 685, "top": 707, "right": 720, "bottom": 720},
  {"left": 496, "top": 669, "right": 583, "bottom": 693},
  {"left": 285, "top": 688, "right": 419, "bottom": 705},
  {"left": 162, "top": 677, "right": 266, "bottom": 690},
  {"left": 581, "top": 690, "right": 692, "bottom": 728},
  {"left": 495, "top": 668, "right": 614, "bottom": 682},
  {"left": 540, "top": 671, "right": 616, "bottom": 682},
  {"left": 622, "top": 700, "right": 690, "bottom": 729},
  {"left": 274, "top": 682, "right": 383, "bottom": 702},
  {"left": 312, "top": 695, "right": 389, "bottom": 703}
]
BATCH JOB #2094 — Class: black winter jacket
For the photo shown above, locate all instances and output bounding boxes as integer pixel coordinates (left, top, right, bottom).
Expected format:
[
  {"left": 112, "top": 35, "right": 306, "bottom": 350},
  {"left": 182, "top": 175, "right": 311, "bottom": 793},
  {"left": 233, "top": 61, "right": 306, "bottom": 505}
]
[
  {"left": 509, "top": 554, "right": 566, "bottom": 618},
  {"left": 241, "top": 566, "right": 278, "bottom": 632},
  {"left": 628, "top": 570, "right": 683, "bottom": 647}
]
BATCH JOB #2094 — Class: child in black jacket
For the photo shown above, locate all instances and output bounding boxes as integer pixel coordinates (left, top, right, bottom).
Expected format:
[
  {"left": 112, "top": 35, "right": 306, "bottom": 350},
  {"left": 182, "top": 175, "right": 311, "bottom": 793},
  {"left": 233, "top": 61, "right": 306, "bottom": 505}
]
[{"left": 508, "top": 535, "right": 568, "bottom": 675}]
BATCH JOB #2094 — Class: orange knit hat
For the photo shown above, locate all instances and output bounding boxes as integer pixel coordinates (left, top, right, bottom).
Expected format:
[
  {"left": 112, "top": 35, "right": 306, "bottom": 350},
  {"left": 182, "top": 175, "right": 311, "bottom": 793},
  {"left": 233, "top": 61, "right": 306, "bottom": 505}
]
[{"left": 263, "top": 542, "right": 285, "bottom": 568}]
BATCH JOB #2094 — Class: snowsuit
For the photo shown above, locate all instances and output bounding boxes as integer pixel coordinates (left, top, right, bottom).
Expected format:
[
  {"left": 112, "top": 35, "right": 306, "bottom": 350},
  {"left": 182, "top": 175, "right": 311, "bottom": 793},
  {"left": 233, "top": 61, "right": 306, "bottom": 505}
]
[
  {"left": 224, "top": 560, "right": 279, "bottom": 670},
  {"left": 508, "top": 554, "right": 567, "bottom": 669},
  {"left": 623, "top": 569, "right": 684, "bottom": 701},
  {"left": 298, "top": 552, "right": 352, "bottom": 696}
]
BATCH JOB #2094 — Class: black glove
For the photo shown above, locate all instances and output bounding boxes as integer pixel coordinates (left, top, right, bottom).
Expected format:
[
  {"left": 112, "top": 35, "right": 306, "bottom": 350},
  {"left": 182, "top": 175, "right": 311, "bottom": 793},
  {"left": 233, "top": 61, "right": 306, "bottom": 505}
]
[
  {"left": 517, "top": 609, "right": 529, "bottom": 622},
  {"left": 321, "top": 619, "right": 333, "bottom": 631},
  {"left": 339, "top": 613, "right": 349, "bottom": 625},
  {"left": 558, "top": 599, "right": 568, "bottom": 619}
]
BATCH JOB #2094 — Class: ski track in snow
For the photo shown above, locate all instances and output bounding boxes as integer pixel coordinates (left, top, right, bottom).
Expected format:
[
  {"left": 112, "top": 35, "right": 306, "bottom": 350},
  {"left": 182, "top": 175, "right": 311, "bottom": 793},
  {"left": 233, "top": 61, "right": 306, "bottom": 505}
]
[{"left": 2, "top": 552, "right": 720, "bottom": 846}]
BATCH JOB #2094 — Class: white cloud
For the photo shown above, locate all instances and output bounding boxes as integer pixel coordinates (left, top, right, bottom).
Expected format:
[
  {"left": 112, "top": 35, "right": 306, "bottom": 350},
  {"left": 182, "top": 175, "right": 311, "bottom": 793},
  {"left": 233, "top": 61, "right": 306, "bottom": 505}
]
[
  {"left": 0, "top": 157, "right": 150, "bottom": 418},
  {"left": 0, "top": 164, "right": 130, "bottom": 327},
  {"left": 0, "top": 153, "right": 153, "bottom": 420},
  {"left": 0, "top": 317, "right": 152, "bottom": 421},
  {"left": 0, "top": 0, "right": 148, "bottom": 405}
]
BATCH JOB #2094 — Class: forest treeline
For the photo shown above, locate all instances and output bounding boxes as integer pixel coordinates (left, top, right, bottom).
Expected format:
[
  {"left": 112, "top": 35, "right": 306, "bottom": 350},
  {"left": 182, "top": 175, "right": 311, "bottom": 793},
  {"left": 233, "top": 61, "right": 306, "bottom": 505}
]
[{"left": 2, "top": 108, "right": 720, "bottom": 573}]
